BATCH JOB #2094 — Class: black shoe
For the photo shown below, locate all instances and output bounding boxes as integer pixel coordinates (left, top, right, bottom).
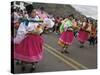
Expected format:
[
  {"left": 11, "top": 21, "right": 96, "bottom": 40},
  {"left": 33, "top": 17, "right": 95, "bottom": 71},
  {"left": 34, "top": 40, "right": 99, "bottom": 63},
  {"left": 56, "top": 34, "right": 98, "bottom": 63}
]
[
  {"left": 64, "top": 50, "right": 69, "bottom": 54},
  {"left": 80, "top": 45, "right": 84, "bottom": 48},
  {"left": 16, "top": 61, "right": 20, "bottom": 65},
  {"left": 16, "top": 60, "right": 21, "bottom": 65},
  {"left": 21, "top": 66, "right": 26, "bottom": 72},
  {"left": 61, "top": 51, "right": 64, "bottom": 53},
  {"left": 30, "top": 65, "right": 36, "bottom": 72}
]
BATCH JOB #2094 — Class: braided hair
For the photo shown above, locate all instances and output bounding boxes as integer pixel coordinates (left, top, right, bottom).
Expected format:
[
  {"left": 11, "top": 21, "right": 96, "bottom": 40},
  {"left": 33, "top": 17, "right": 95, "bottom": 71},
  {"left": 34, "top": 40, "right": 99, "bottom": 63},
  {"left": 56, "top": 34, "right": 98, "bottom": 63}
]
[{"left": 25, "top": 4, "right": 34, "bottom": 15}]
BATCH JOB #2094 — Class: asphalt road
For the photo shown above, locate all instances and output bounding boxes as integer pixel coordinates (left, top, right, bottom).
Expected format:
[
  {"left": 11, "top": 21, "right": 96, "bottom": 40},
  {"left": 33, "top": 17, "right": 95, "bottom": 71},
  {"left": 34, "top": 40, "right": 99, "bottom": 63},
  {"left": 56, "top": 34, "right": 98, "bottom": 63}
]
[{"left": 14, "top": 32, "right": 97, "bottom": 74}]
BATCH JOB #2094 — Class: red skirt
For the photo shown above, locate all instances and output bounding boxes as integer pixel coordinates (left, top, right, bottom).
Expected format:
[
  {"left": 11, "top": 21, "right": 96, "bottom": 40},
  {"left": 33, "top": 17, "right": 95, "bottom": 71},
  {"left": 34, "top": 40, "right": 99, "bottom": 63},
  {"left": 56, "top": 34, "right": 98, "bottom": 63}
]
[
  {"left": 14, "top": 34, "right": 44, "bottom": 63},
  {"left": 77, "top": 30, "right": 89, "bottom": 43},
  {"left": 58, "top": 31, "right": 74, "bottom": 47}
]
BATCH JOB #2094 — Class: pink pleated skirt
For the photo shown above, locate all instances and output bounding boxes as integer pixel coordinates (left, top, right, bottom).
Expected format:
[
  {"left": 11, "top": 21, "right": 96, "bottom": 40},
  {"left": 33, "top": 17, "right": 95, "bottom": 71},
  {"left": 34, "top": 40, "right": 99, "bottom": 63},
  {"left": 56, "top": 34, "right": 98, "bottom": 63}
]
[
  {"left": 77, "top": 30, "right": 89, "bottom": 43},
  {"left": 14, "top": 33, "right": 44, "bottom": 63},
  {"left": 58, "top": 31, "right": 74, "bottom": 47}
]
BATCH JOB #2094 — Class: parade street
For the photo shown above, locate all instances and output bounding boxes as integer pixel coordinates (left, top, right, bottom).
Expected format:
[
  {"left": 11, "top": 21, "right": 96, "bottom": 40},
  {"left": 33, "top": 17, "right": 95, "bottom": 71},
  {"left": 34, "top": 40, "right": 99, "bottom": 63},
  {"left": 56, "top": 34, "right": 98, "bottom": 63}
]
[{"left": 14, "top": 32, "right": 97, "bottom": 73}]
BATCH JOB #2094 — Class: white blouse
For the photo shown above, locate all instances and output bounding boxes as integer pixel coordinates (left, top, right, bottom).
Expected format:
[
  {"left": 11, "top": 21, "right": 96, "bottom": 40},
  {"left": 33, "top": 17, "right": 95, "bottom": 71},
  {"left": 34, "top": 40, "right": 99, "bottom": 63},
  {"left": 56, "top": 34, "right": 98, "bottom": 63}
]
[{"left": 14, "top": 16, "right": 41, "bottom": 44}]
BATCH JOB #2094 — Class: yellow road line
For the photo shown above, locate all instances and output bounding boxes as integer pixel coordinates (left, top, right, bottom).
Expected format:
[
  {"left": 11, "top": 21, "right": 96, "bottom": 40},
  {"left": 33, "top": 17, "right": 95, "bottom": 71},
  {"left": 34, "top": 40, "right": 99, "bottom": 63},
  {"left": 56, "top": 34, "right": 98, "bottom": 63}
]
[
  {"left": 45, "top": 47, "right": 80, "bottom": 70},
  {"left": 45, "top": 44, "right": 88, "bottom": 69}
]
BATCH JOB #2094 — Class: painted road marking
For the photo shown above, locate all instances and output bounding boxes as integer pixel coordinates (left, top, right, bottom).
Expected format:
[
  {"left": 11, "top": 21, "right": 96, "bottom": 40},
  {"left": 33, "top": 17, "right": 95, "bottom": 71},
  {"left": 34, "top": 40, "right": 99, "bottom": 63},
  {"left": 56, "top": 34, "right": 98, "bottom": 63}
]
[
  {"left": 45, "top": 47, "right": 80, "bottom": 70},
  {"left": 45, "top": 44, "right": 88, "bottom": 69}
]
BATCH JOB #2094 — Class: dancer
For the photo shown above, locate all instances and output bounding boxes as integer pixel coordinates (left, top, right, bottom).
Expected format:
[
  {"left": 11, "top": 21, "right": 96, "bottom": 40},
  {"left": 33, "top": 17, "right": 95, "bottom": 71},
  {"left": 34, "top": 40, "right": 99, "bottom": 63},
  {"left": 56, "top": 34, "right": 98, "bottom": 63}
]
[
  {"left": 14, "top": 4, "right": 44, "bottom": 72},
  {"left": 89, "top": 24, "right": 96, "bottom": 46},
  {"left": 77, "top": 18, "right": 91, "bottom": 48},
  {"left": 58, "top": 14, "right": 74, "bottom": 54}
]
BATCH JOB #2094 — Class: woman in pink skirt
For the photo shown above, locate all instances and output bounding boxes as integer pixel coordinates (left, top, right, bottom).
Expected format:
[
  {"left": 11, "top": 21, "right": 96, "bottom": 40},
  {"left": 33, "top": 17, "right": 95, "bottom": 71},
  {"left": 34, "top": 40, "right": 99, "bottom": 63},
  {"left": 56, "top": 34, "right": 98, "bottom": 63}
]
[
  {"left": 14, "top": 5, "right": 44, "bottom": 72},
  {"left": 77, "top": 19, "right": 91, "bottom": 48},
  {"left": 58, "top": 15, "right": 74, "bottom": 54}
]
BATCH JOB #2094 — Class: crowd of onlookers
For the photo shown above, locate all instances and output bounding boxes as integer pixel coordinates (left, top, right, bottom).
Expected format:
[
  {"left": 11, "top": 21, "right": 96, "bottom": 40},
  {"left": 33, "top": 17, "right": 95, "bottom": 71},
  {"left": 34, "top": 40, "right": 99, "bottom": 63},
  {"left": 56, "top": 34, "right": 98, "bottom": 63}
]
[{"left": 11, "top": 5, "right": 97, "bottom": 46}]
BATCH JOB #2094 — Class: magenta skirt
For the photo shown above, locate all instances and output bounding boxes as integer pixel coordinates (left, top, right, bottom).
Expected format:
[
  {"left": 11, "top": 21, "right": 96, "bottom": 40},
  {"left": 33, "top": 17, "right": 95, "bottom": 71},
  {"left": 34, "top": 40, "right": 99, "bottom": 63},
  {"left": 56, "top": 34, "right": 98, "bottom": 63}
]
[
  {"left": 77, "top": 30, "right": 89, "bottom": 43},
  {"left": 59, "top": 31, "right": 74, "bottom": 46},
  {"left": 14, "top": 34, "right": 44, "bottom": 63}
]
